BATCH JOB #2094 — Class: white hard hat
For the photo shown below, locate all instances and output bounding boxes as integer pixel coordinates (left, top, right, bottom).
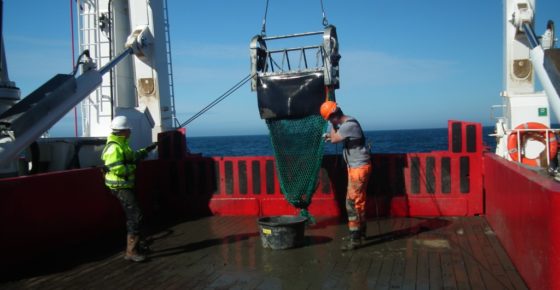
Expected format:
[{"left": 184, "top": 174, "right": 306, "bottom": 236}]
[{"left": 110, "top": 116, "right": 131, "bottom": 131}]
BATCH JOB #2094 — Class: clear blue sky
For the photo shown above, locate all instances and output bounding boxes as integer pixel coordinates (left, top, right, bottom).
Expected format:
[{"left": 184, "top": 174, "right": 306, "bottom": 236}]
[{"left": 4, "top": 1, "right": 560, "bottom": 137}]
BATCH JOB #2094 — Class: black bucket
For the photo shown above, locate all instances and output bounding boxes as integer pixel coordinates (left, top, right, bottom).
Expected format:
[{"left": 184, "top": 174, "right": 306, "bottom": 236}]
[{"left": 257, "top": 215, "right": 307, "bottom": 250}]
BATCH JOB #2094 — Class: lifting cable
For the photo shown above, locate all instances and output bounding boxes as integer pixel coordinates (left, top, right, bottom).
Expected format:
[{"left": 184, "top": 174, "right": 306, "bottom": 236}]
[
  {"left": 179, "top": 73, "right": 255, "bottom": 128},
  {"left": 260, "top": 0, "right": 269, "bottom": 36},
  {"left": 260, "top": 0, "right": 330, "bottom": 36},
  {"left": 320, "top": 0, "right": 329, "bottom": 27},
  {"left": 181, "top": 0, "right": 332, "bottom": 128}
]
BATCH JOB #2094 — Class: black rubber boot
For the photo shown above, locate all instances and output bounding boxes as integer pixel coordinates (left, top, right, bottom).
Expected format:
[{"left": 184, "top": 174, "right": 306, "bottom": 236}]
[
  {"left": 340, "top": 231, "right": 362, "bottom": 251},
  {"left": 137, "top": 237, "right": 151, "bottom": 254},
  {"left": 125, "top": 234, "right": 146, "bottom": 262},
  {"left": 341, "top": 226, "right": 366, "bottom": 241},
  {"left": 360, "top": 224, "right": 367, "bottom": 239}
]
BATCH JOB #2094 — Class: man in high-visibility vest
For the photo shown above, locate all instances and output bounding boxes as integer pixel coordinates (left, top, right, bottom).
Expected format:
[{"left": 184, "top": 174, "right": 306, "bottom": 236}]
[
  {"left": 101, "top": 115, "right": 157, "bottom": 262},
  {"left": 321, "top": 101, "right": 372, "bottom": 251}
]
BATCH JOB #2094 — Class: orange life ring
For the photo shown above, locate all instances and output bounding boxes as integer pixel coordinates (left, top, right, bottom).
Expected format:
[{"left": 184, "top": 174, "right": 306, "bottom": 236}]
[{"left": 507, "top": 122, "right": 558, "bottom": 167}]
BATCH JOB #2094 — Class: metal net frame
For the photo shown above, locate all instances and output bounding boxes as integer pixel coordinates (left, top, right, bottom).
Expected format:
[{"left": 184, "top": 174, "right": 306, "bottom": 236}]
[{"left": 250, "top": 25, "right": 340, "bottom": 220}]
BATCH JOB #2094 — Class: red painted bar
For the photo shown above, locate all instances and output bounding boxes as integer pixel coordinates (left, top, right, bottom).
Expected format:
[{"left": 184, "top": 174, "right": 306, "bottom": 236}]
[
  {"left": 147, "top": 121, "right": 484, "bottom": 217},
  {"left": 484, "top": 153, "right": 560, "bottom": 290},
  {"left": 165, "top": 151, "right": 483, "bottom": 217},
  {"left": 448, "top": 120, "right": 484, "bottom": 153},
  {"left": 388, "top": 152, "right": 483, "bottom": 216},
  {"left": 205, "top": 156, "right": 340, "bottom": 216}
]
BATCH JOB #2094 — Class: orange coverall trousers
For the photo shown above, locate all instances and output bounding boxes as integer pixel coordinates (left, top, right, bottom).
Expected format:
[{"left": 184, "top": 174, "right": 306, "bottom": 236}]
[{"left": 346, "top": 163, "right": 372, "bottom": 232}]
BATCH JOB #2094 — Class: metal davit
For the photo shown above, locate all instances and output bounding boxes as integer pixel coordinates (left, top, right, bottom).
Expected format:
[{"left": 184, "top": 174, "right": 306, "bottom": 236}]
[{"left": 249, "top": 22, "right": 341, "bottom": 219}]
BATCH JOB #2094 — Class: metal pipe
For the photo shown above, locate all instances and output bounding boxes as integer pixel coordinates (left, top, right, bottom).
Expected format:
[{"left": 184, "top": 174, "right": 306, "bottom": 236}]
[
  {"left": 267, "top": 45, "right": 321, "bottom": 54},
  {"left": 302, "top": 48, "right": 308, "bottom": 69},
  {"left": 522, "top": 22, "right": 540, "bottom": 49},
  {"left": 268, "top": 53, "right": 274, "bottom": 73},
  {"left": 263, "top": 31, "right": 323, "bottom": 41},
  {"left": 99, "top": 47, "right": 133, "bottom": 75},
  {"left": 284, "top": 50, "right": 291, "bottom": 71}
]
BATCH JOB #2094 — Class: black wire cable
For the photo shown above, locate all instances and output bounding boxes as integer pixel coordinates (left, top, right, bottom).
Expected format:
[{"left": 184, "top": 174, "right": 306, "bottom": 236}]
[
  {"left": 262, "top": 0, "right": 329, "bottom": 33},
  {"left": 261, "top": 0, "right": 269, "bottom": 36},
  {"left": 72, "top": 50, "right": 91, "bottom": 76},
  {"left": 320, "top": 0, "right": 329, "bottom": 26},
  {"left": 179, "top": 73, "right": 255, "bottom": 128}
]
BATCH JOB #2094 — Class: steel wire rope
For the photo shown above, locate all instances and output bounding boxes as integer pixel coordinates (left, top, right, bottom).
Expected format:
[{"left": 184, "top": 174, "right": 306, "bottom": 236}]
[
  {"left": 260, "top": 0, "right": 269, "bottom": 36},
  {"left": 269, "top": 54, "right": 283, "bottom": 72},
  {"left": 261, "top": 0, "right": 330, "bottom": 35},
  {"left": 320, "top": 0, "right": 329, "bottom": 26},
  {"left": 260, "top": 0, "right": 333, "bottom": 73},
  {"left": 179, "top": 73, "right": 255, "bottom": 128}
]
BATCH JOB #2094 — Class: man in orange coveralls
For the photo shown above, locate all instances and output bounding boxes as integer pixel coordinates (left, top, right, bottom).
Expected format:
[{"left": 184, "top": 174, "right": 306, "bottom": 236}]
[{"left": 320, "top": 101, "right": 372, "bottom": 251}]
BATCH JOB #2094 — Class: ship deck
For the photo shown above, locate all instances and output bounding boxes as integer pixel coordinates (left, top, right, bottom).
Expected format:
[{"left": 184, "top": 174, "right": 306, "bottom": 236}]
[{"left": 1, "top": 215, "right": 527, "bottom": 290}]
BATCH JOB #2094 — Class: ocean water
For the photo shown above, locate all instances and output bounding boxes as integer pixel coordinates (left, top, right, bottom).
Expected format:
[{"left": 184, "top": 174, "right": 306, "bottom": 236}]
[{"left": 187, "top": 126, "right": 497, "bottom": 157}]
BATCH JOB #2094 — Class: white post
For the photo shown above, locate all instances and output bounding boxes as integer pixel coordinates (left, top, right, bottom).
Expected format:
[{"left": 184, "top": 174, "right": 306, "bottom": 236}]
[
  {"left": 495, "top": 0, "right": 551, "bottom": 159},
  {"left": 127, "top": 0, "right": 174, "bottom": 141}
]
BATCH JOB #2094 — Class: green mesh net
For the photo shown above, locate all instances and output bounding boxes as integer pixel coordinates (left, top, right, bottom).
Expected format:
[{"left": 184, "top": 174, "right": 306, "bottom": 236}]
[{"left": 266, "top": 115, "right": 328, "bottom": 221}]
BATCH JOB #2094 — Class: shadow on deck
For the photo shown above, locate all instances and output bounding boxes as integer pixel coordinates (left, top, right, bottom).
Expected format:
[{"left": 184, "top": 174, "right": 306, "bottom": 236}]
[{"left": 1, "top": 216, "right": 527, "bottom": 290}]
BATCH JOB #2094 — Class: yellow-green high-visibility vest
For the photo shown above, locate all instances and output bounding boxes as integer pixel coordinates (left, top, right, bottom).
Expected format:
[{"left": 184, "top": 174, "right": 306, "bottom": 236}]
[{"left": 101, "top": 134, "right": 146, "bottom": 189}]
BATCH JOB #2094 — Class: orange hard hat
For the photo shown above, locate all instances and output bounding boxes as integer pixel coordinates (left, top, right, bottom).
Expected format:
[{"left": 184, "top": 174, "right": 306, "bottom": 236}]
[{"left": 320, "top": 101, "right": 338, "bottom": 120}]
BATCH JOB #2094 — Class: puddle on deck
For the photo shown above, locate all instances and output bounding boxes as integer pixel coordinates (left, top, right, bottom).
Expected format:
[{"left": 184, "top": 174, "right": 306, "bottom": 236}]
[{"left": 1, "top": 216, "right": 527, "bottom": 290}]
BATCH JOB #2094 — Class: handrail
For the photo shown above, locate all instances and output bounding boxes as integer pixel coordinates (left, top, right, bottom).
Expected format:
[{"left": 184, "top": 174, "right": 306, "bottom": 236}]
[
  {"left": 262, "top": 31, "right": 324, "bottom": 41},
  {"left": 509, "top": 128, "right": 559, "bottom": 166}
]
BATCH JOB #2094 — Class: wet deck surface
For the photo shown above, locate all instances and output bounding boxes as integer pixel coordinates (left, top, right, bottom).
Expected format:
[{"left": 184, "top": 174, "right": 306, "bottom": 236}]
[{"left": 2, "top": 216, "right": 527, "bottom": 290}]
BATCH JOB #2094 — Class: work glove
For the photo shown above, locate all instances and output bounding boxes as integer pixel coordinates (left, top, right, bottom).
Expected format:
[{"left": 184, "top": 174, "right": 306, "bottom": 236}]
[{"left": 145, "top": 142, "right": 158, "bottom": 152}]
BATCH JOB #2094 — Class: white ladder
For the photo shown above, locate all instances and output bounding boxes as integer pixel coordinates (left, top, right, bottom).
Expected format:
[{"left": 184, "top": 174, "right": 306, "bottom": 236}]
[
  {"left": 77, "top": 0, "right": 114, "bottom": 136},
  {"left": 162, "top": 0, "right": 178, "bottom": 127}
]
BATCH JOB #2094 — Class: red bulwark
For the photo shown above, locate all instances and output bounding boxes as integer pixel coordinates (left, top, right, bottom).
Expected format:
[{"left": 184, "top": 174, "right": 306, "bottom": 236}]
[
  {"left": 0, "top": 168, "right": 124, "bottom": 267},
  {"left": 157, "top": 128, "right": 187, "bottom": 160},
  {"left": 143, "top": 120, "right": 484, "bottom": 217},
  {"left": 385, "top": 120, "right": 483, "bottom": 216},
  {"left": 140, "top": 156, "right": 341, "bottom": 216},
  {"left": 383, "top": 152, "right": 483, "bottom": 216},
  {"left": 485, "top": 153, "right": 560, "bottom": 290}
]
